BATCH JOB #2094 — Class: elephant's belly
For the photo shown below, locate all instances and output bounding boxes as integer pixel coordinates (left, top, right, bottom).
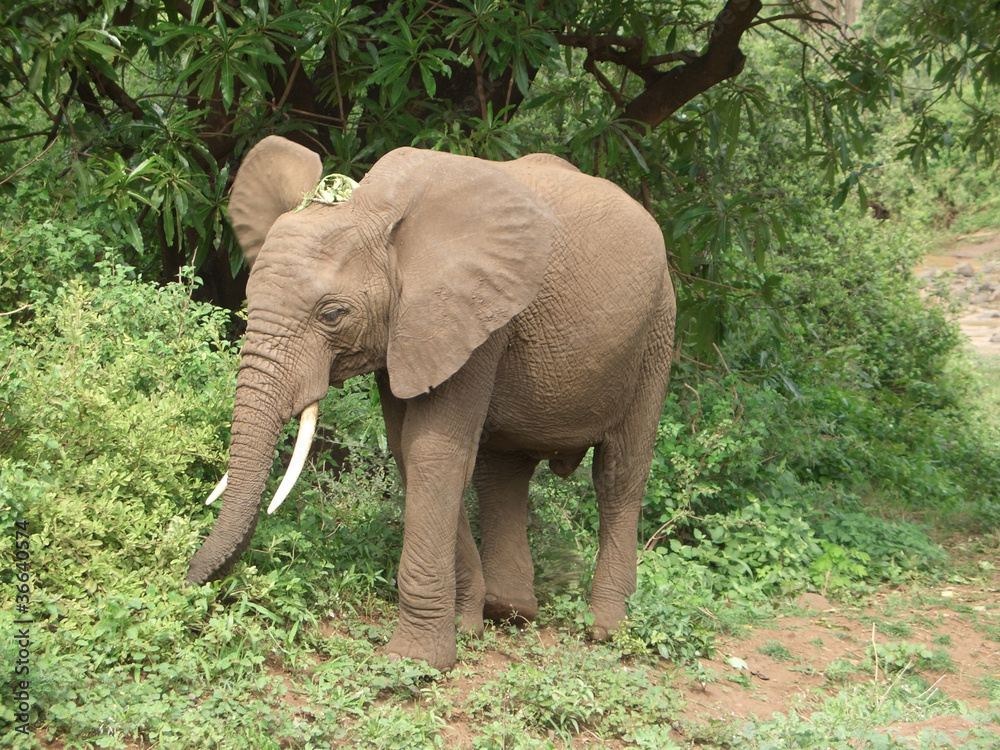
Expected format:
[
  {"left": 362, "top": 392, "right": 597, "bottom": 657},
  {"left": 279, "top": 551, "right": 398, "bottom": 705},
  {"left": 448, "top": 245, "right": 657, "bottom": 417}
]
[
  {"left": 477, "top": 429, "right": 587, "bottom": 462},
  {"left": 482, "top": 345, "right": 645, "bottom": 453},
  {"left": 477, "top": 428, "right": 590, "bottom": 478}
]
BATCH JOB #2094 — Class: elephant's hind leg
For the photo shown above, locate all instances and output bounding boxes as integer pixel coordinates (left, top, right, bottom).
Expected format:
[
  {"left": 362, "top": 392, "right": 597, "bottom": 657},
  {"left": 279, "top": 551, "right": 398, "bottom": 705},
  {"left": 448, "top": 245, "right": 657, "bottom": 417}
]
[
  {"left": 475, "top": 449, "right": 540, "bottom": 624},
  {"left": 589, "top": 314, "right": 674, "bottom": 640},
  {"left": 589, "top": 434, "right": 648, "bottom": 640}
]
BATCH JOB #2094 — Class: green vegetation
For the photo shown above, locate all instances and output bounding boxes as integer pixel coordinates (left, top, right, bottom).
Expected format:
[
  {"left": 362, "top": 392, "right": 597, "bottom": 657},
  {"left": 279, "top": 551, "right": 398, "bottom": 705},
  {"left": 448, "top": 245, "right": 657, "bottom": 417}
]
[
  {"left": 757, "top": 640, "right": 794, "bottom": 662},
  {"left": 2, "top": 0, "right": 1000, "bottom": 747}
]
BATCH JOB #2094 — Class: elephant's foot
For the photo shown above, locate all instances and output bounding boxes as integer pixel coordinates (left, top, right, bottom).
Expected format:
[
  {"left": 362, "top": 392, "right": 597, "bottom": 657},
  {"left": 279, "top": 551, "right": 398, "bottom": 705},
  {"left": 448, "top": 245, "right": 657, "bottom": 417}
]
[
  {"left": 482, "top": 566, "right": 537, "bottom": 625},
  {"left": 483, "top": 592, "right": 538, "bottom": 626},
  {"left": 455, "top": 605, "right": 484, "bottom": 638},
  {"left": 587, "top": 599, "right": 627, "bottom": 641},
  {"left": 455, "top": 582, "right": 485, "bottom": 637},
  {"left": 385, "top": 627, "right": 457, "bottom": 672}
]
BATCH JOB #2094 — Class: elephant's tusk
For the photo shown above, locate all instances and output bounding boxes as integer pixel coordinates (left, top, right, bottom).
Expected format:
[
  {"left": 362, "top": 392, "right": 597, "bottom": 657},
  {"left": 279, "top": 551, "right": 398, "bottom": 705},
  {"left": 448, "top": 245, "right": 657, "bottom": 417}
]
[
  {"left": 204, "top": 473, "right": 228, "bottom": 505},
  {"left": 267, "top": 402, "right": 319, "bottom": 515}
]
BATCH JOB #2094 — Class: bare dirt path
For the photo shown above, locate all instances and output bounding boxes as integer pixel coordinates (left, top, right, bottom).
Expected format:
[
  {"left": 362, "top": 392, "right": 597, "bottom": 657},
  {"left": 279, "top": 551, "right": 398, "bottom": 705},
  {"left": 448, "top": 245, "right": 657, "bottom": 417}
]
[
  {"left": 674, "top": 573, "right": 1000, "bottom": 746},
  {"left": 917, "top": 229, "right": 1000, "bottom": 355}
]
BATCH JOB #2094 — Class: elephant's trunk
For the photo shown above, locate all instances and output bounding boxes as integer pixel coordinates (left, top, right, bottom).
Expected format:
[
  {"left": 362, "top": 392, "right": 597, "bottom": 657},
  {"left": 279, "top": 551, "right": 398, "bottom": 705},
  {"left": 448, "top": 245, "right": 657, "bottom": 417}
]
[{"left": 186, "top": 362, "right": 287, "bottom": 585}]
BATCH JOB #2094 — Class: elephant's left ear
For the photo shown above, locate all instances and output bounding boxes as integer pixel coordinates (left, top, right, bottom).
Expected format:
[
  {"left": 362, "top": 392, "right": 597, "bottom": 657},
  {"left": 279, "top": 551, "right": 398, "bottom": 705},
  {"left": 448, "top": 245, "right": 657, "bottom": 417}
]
[
  {"left": 229, "top": 136, "right": 324, "bottom": 269},
  {"left": 353, "top": 148, "right": 555, "bottom": 399}
]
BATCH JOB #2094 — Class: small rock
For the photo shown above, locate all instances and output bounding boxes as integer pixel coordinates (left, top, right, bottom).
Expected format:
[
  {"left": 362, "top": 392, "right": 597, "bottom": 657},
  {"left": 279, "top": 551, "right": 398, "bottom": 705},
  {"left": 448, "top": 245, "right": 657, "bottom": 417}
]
[
  {"left": 971, "top": 292, "right": 991, "bottom": 304},
  {"left": 977, "top": 311, "right": 1000, "bottom": 319},
  {"left": 983, "top": 261, "right": 1000, "bottom": 274},
  {"left": 990, "top": 332, "right": 1000, "bottom": 343},
  {"left": 990, "top": 289, "right": 1000, "bottom": 303},
  {"left": 955, "top": 262, "right": 976, "bottom": 277},
  {"left": 794, "top": 592, "right": 833, "bottom": 612}
]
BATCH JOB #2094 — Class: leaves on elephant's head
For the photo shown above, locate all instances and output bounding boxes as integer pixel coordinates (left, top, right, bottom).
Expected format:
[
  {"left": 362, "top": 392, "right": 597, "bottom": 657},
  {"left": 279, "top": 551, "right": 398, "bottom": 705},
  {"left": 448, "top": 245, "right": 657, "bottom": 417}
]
[{"left": 296, "top": 173, "right": 360, "bottom": 211}]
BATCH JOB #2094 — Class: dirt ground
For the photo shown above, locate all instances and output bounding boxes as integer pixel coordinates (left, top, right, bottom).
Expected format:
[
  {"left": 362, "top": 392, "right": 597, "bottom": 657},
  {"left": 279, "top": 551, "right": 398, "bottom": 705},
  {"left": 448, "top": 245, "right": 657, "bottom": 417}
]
[
  {"left": 427, "top": 564, "right": 1000, "bottom": 748},
  {"left": 675, "top": 572, "right": 1000, "bottom": 745}
]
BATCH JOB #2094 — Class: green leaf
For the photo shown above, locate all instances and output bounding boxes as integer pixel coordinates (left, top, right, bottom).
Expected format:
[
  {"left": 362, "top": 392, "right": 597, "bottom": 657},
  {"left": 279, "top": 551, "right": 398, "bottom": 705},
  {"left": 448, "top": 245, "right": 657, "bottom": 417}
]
[
  {"left": 190, "top": 0, "right": 207, "bottom": 23},
  {"left": 125, "top": 219, "right": 144, "bottom": 253},
  {"left": 420, "top": 63, "right": 437, "bottom": 98},
  {"left": 831, "top": 179, "right": 851, "bottom": 211},
  {"left": 27, "top": 53, "right": 47, "bottom": 93},
  {"left": 726, "top": 656, "right": 749, "bottom": 671},
  {"left": 219, "top": 56, "right": 234, "bottom": 110}
]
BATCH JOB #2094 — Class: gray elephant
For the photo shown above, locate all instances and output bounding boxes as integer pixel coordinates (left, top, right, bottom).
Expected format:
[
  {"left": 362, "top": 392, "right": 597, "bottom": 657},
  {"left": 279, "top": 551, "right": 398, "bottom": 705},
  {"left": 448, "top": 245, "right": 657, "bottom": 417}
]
[{"left": 187, "top": 136, "right": 676, "bottom": 670}]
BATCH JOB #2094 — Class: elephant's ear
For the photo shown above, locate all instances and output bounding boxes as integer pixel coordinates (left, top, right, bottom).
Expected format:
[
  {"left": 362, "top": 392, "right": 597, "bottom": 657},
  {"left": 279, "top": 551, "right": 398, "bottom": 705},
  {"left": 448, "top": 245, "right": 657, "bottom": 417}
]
[
  {"left": 228, "top": 136, "right": 324, "bottom": 268},
  {"left": 353, "top": 148, "right": 555, "bottom": 400}
]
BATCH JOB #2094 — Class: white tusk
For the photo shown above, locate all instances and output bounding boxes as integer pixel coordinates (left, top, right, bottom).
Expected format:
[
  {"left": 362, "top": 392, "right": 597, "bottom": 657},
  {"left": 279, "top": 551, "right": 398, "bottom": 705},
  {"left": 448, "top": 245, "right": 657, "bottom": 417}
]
[
  {"left": 267, "top": 402, "right": 319, "bottom": 515},
  {"left": 205, "top": 473, "right": 228, "bottom": 505}
]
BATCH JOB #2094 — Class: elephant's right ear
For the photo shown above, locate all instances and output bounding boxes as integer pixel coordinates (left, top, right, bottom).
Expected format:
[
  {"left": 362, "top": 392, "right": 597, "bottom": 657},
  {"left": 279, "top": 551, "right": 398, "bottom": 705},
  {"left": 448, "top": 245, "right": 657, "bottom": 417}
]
[{"left": 228, "top": 136, "right": 323, "bottom": 269}]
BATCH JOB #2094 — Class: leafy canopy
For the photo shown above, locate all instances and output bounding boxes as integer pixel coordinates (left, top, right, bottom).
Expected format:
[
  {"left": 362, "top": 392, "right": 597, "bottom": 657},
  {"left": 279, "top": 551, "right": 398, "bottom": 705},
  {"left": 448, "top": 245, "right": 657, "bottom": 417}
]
[{"left": 2, "top": 1, "right": 999, "bottom": 333}]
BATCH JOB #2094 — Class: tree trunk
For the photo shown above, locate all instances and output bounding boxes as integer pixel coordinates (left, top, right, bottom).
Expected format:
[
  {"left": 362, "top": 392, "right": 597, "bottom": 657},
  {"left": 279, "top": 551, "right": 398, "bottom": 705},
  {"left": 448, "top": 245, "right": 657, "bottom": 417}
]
[{"left": 804, "top": 0, "right": 862, "bottom": 30}]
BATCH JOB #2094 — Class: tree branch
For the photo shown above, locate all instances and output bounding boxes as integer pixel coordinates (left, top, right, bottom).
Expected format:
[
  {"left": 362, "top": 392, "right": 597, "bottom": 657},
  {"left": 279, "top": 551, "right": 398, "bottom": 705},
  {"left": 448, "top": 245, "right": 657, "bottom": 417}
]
[
  {"left": 0, "top": 139, "right": 59, "bottom": 187},
  {"left": 584, "top": 56, "right": 625, "bottom": 109},
  {"left": 0, "top": 130, "right": 51, "bottom": 146},
  {"left": 557, "top": 31, "right": 696, "bottom": 84},
  {"left": 751, "top": 12, "right": 840, "bottom": 28},
  {"left": 88, "top": 64, "right": 145, "bottom": 120},
  {"left": 622, "top": 0, "right": 764, "bottom": 129}
]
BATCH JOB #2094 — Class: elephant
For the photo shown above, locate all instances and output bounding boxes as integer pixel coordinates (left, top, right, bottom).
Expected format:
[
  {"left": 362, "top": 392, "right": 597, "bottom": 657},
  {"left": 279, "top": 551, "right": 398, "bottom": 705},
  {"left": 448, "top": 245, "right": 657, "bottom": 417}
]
[{"left": 186, "top": 135, "right": 676, "bottom": 671}]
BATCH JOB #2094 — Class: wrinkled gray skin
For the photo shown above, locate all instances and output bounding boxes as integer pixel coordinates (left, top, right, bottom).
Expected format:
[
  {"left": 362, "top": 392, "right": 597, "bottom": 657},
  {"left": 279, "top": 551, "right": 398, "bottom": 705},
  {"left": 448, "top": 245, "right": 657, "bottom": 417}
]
[{"left": 187, "top": 136, "right": 676, "bottom": 670}]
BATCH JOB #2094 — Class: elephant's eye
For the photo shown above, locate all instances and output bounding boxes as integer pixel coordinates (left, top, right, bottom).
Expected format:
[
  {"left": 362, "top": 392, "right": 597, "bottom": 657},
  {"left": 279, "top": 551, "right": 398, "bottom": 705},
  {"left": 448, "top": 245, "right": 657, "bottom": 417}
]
[{"left": 320, "top": 306, "right": 347, "bottom": 326}]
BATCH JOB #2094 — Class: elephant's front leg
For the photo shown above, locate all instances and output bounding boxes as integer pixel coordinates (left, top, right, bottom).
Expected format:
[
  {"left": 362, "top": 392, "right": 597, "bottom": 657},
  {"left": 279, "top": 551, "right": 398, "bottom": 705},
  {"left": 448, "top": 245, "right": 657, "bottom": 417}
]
[
  {"left": 385, "top": 339, "right": 503, "bottom": 670},
  {"left": 377, "top": 371, "right": 485, "bottom": 646},
  {"left": 388, "top": 432, "right": 474, "bottom": 670},
  {"left": 454, "top": 500, "right": 486, "bottom": 637}
]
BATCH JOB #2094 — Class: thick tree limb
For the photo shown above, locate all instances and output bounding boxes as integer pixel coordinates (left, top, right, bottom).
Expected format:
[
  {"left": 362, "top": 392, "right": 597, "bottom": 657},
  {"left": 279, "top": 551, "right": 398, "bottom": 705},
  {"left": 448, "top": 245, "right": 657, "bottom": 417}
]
[
  {"left": 88, "top": 64, "right": 145, "bottom": 120},
  {"left": 557, "top": 32, "right": 697, "bottom": 85},
  {"left": 622, "top": 0, "right": 763, "bottom": 129}
]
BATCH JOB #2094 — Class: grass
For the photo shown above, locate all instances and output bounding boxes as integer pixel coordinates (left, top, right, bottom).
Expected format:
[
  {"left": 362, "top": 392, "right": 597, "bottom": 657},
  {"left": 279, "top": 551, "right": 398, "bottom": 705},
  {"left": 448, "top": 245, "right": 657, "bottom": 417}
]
[
  {"left": 757, "top": 640, "right": 794, "bottom": 662},
  {"left": 865, "top": 617, "right": 913, "bottom": 638},
  {"left": 825, "top": 658, "right": 864, "bottom": 685}
]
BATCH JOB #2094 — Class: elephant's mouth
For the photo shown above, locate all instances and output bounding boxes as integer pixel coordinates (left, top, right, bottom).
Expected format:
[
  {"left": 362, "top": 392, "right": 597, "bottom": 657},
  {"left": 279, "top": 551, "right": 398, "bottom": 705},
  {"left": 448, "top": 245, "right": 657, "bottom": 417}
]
[{"left": 203, "top": 401, "right": 319, "bottom": 515}]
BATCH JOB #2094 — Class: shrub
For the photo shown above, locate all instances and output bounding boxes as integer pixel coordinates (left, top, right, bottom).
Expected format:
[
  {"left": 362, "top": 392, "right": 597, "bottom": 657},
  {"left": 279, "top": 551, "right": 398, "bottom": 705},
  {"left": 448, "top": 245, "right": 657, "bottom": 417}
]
[{"left": 0, "top": 262, "right": 408, "bottom": 746}]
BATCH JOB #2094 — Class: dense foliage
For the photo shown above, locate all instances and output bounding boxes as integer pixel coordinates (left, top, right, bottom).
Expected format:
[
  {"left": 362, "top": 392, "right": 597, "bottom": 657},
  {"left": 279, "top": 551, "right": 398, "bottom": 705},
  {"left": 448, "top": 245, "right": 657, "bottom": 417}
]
[
  {"left": 1, "top": 1, "right": 1000, "bottom": 747},
  {"left": 3, "top": 0, "right": 1000, "bottom": 318}
]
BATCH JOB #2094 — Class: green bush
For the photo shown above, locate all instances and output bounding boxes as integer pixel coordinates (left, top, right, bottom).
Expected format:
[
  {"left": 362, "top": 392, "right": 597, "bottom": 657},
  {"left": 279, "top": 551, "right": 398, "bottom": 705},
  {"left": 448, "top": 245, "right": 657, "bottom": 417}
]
[
  {"left": 776, "top": 214, "right": 958, "bottom": 389},
  {"left": 0, "top": 264, "right": 234, "bottom": 741},
  {"left": 0, "top": 263, "right": 236, "bottom": 569},
  {"left": 645, "top": 381, "right": 769, "bottom": 525},
  {"left": 0, "top": 262, "right": 412, "bottom": 747},
  {"left": 0, "top": 187, "right": 112, "bottom": 313},
  {"left": 622, "top": 547, "right": 720, "bottom": 662}
]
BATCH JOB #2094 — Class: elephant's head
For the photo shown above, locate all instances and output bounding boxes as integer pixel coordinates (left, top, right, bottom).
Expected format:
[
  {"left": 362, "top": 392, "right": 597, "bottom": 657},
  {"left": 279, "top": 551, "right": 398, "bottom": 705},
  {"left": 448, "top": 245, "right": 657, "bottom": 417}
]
[{"left": 186, "top": 136, "right": 555, "bottom": 585}]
